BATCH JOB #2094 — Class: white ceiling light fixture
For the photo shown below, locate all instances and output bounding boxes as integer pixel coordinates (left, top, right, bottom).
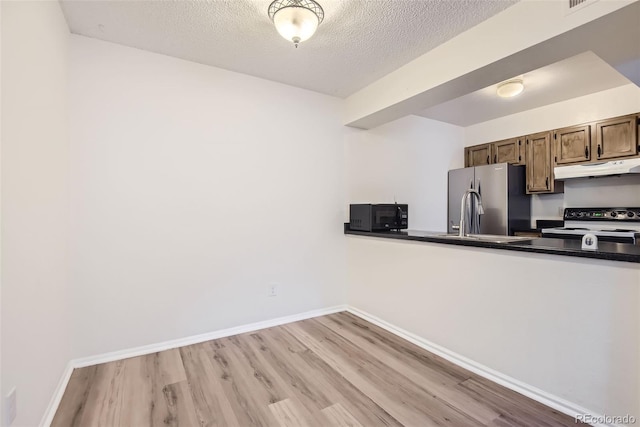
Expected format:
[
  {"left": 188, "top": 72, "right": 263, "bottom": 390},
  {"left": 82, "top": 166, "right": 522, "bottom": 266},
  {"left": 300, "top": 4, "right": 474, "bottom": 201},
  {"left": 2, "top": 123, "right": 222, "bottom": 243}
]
[
  {"left": 268, "top": 0, "right": 324, "bottom": 48},
  {"left": 497, "top": 79, "right": 525, "bottom": 98}
]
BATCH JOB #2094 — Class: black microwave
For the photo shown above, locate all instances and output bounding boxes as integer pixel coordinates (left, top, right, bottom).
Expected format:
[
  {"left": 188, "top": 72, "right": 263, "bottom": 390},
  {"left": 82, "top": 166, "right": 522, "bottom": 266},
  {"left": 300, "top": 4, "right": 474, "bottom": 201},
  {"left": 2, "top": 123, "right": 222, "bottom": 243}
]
[{"left": 349, "top": 204, "right": 408, "bottom": 231}]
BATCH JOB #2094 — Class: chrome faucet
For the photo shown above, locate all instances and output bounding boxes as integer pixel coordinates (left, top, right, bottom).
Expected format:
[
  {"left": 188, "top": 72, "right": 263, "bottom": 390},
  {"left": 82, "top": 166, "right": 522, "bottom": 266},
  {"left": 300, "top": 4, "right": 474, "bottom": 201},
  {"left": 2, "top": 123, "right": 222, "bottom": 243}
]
[{"left": 459, "top": 189, "right": 484, "bottom": 237}]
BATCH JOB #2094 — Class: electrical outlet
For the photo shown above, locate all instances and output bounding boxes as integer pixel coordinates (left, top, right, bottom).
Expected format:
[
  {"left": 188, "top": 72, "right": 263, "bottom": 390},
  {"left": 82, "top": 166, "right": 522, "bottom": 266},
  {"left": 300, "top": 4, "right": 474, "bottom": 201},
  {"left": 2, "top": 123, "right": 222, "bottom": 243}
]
[
  {"left": 267, "top": 284, "right": 278, "bottom": 297},
  {"left": 5, "top": 387, "right": 16, "bottom": 426}
]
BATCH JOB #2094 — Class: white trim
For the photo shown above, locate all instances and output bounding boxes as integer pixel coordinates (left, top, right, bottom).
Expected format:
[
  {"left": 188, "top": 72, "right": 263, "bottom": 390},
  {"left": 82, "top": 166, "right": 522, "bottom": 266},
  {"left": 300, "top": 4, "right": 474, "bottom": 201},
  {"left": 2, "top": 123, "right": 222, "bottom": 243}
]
[
  {"left": 39, "top": 361, "right": 74, "bottom": 427},
  {"left": 73, "top": 305, "right": 347, "bottom": 368},
  {"left": 41, "top": 304, "right": 621, "bottom": 427},
  {"left": 40, "top": 305, "right": 347, "bottom": 426},
  {"left": 346, "top": 306, "right": 618, "bottom": 427}
]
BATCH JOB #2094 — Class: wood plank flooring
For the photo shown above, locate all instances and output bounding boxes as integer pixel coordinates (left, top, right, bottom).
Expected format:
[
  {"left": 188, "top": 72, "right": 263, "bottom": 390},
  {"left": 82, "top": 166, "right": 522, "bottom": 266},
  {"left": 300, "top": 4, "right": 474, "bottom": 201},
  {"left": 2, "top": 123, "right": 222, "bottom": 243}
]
[{"left": 52, "top": 312, "right": 583, "bottom": 427}]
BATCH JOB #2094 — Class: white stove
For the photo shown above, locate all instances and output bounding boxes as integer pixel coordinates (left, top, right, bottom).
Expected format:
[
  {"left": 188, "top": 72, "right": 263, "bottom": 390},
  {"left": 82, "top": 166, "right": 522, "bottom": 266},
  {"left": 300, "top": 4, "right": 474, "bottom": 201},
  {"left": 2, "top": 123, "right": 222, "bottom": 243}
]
[{"left": 542, "top": 207, "right": 640, "bottom": 244}]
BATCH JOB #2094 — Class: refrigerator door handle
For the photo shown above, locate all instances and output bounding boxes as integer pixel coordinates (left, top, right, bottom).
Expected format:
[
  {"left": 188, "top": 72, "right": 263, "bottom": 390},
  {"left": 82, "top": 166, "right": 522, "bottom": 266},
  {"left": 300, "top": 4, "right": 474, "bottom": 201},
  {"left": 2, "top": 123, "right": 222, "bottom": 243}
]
[{"left": 474, "top": 179, "right": 483, "bottom": 232}]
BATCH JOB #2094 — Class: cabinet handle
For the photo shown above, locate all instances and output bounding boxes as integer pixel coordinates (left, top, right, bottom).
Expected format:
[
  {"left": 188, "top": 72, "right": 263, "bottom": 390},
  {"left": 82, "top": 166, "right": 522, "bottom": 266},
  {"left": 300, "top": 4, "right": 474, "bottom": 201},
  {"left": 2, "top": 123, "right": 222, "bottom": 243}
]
[
  {"left": 546, "top": 177, "right": 549, "bottom": 188},
  {"left": 585, "top": 146, "right": 589, "bottom": 158},
  {"left": 494, "top": 154, "right": 497, "bottom": 163},
  {"left": 487, "top": 155, "right": 490, "bottom": 164},
  {"left": 597, "top": 145, "right": 601, "bottom": 158}
]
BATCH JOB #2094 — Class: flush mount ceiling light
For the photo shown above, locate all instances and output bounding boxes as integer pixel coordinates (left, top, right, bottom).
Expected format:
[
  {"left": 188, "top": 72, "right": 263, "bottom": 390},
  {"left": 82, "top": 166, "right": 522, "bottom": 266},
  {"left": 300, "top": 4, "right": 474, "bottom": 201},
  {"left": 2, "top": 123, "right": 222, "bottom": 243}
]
[
  {"left": 496, "top": 79, "right": 525, "bottom": 98},
  {"left": 268, "top": 0, "right": 324, "bottom": 48}
]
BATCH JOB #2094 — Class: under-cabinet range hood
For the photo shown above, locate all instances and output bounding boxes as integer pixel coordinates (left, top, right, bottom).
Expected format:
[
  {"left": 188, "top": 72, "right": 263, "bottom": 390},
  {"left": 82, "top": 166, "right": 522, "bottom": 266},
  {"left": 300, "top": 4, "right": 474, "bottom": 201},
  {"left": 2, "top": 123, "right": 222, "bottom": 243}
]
[{"left": 554, "top": 158, "right": 640, "bottom": 180}]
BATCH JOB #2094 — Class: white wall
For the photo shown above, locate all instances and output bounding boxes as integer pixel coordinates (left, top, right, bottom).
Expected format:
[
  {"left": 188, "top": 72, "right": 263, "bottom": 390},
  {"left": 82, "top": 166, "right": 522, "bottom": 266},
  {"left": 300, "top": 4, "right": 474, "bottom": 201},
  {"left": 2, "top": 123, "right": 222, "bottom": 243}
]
[
  {"left": 465, "top": 85, "right": 640, "bottom": 145},
  {"left": 0, "top": 1, "right": 4, "bottom": 424},
  {"left": 345, "top": 96, "right": 640, "bottom": 421},
  {"left": 0, "top": 2, "right": 4, "bottom": 424},
  {"left": 465, "top": 84, "right": 640, "bottom": 224},
  {"left": 68, "top": 36, "right": 346, "bottom": 358},
  {"left": 347, "top": 236, "right": 640, "bottom": 423},
  {"left": 1, "top": 6, "right": 637, "bottom": 426},
  {"left": 345, "top": 115, "right": 464, "bottom": 231},
  {"left": 344, "top": 0, "right": 635, "bottom": 128},
  {"left": 1, "top": 2, "right": 72, "bottom": 426}
]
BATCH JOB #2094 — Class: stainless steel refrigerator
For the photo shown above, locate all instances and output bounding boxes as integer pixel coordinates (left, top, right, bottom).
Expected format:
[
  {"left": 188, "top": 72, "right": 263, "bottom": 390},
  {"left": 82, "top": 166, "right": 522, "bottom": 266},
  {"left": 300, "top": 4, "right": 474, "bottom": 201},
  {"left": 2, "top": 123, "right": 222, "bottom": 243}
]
[{"left": 447, "top": 163, "right": 530, "bottom": 235}]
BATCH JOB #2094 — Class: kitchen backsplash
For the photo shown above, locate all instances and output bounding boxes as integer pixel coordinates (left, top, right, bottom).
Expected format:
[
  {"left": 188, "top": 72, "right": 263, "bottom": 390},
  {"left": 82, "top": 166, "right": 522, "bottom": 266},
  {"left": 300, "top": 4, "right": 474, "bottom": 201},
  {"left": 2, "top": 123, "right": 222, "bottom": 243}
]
[{"left": 531, "top": 175, "right": 640, "bottom": 226}]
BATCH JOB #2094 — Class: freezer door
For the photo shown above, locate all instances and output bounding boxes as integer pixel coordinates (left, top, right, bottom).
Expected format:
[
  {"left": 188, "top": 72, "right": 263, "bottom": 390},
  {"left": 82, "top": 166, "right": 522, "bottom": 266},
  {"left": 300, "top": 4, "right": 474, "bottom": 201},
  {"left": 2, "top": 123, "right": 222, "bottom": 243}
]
[
  {"left": 447, "top": 167, "right": 475, "bottom": 233},
  {"left": 474, "top": 163, "right": 509, "bottom": 235}
]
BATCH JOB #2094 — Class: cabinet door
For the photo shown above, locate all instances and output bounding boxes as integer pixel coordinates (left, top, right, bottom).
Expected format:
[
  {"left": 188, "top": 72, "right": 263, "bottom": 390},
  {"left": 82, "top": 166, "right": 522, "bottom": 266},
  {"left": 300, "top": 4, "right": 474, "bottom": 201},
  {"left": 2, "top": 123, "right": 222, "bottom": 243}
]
[
  {"left": 493, "top": 137, "right": 524, "bottom": 165},
  {"left": 595, "top": 115, "right": 638, "bottom": 160},
  {"left": 526, "top": 132, "right": 553, "bottom": 193},
  {"left": 554, "top": 125, "right": 591, "bottom": 165},
  {"left": 465, "top": 143, "right": 492, "bottom": 167}
]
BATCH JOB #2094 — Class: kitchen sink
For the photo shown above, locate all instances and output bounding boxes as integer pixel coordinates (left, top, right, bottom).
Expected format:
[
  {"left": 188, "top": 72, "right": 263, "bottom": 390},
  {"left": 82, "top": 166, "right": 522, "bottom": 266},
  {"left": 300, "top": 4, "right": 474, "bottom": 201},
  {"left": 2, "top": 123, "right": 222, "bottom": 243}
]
[{"left": 434, "top": 234, "right": 534, "bottom": 244}]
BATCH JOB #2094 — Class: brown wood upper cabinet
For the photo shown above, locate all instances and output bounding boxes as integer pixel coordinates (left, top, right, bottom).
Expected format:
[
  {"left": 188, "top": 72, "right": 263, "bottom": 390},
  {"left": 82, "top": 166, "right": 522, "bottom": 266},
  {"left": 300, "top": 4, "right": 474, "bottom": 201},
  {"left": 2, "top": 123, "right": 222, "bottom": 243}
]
[
  {"left": 465, "top": 143, "right": 492, "bottom": 167},
  {"left": 554, "top": 125, "right": 591, "bottom": 165},
  {"left": 493, "top": 137, "right": 524, "bottom": 165},
  {"left": 526, "top": 131, "right": 555, "bottom": 194},
  {"left": 594, "top": 115, "right": 638, "bottom": 160},
  {"left": 463, "top": 113, "right": 638, "bottom": 192},
  {"left": 465, "top": 138, "right": 524, "bottom": 167}
]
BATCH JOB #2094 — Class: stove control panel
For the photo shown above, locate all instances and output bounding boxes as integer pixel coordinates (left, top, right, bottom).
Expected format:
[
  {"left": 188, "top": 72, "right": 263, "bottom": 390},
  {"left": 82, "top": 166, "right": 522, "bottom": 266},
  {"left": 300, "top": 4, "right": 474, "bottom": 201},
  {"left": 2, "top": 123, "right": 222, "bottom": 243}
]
[{"left": 563, "top": 208, "right": 640, "bottom": 221}]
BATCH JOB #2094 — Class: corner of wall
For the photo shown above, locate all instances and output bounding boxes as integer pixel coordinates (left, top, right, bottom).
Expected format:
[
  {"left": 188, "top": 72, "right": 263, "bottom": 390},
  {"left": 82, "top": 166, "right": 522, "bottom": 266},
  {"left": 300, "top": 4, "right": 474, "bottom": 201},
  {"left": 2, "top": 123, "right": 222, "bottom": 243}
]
[{"left": 1, "top": 1, "right": 73, "bottom": 425}]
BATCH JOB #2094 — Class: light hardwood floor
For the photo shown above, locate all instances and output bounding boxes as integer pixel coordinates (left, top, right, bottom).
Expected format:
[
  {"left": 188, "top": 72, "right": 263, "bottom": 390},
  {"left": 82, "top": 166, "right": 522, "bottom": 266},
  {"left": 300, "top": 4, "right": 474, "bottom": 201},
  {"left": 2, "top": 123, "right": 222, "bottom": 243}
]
[{"left": 52, "top": 312, "right": 583, "bottom": 426}]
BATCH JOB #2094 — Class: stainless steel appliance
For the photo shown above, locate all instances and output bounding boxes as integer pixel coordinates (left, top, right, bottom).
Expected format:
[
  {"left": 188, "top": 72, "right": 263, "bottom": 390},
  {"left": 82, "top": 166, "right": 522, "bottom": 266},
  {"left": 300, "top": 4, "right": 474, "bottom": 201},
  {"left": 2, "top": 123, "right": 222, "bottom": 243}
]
[
  {"left": 349, "top": 204, "right": 408, "bottom": 231},
  {"left": 542, "top": 207, "right": 640, "bottom": 244},
  {"left": 447, "top": 163, "right": 530, "bottom": 235}
]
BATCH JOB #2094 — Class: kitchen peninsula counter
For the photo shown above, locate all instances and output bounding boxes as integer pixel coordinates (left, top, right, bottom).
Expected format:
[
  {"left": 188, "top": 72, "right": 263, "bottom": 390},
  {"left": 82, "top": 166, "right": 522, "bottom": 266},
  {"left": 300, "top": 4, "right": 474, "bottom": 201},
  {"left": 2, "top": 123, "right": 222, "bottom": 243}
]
[{"left": 344, "top": 224, "right": 640, "bottom": 264}]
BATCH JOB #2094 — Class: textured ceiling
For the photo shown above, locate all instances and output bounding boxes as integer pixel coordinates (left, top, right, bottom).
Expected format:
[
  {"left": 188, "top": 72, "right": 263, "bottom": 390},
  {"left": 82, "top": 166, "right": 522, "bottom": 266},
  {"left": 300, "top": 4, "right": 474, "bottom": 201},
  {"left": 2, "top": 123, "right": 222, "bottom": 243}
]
[
  {"left": 417, "top": 52, "right": 632, "bottom": 126},
  {"left": 59, "top": 0, "right": 518, "bottom": 98}
]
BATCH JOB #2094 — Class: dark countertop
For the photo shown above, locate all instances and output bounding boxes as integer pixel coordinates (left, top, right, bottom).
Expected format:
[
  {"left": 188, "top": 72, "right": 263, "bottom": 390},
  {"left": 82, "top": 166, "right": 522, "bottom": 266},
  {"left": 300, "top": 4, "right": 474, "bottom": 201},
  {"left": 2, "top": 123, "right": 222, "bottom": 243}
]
[{"left": 344, "top": 225, "right": 640, "bottom": 264}]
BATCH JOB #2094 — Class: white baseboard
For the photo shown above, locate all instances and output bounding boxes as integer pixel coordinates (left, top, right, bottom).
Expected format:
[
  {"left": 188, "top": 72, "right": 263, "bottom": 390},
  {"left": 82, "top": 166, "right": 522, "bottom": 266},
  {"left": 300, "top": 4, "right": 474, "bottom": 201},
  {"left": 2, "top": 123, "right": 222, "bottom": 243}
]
[
  {"left": 346, "top": 306, "right": 617, "bottom": 427},
  {"left": 73, "top": 305, "right": 348, "bottom": 368},
  {"left": 39, "top": 361, "right": 74, "bottom": 427},
  {"left": 40, "top": 305, "right": 347, "bottom": 426},
  {"left": 41, "top": 304, "right": 619, "bottom": 427}
]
